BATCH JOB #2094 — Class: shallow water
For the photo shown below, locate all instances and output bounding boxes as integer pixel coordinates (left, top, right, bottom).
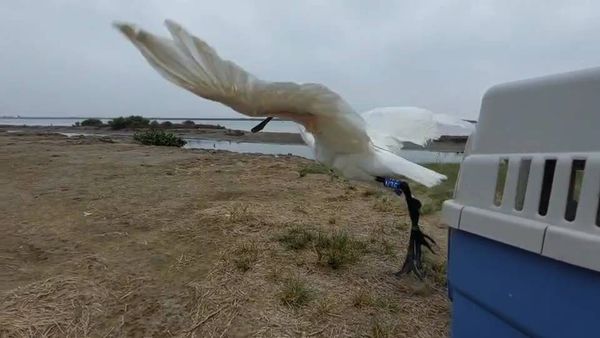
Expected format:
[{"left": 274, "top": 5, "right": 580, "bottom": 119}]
[
  {"left": 183, "top": 138, "right": 464, "bottom": 164},
  {"left": 59, "top": 132, "right": 108, "bottom": 137},
  {"left": 183, "top": 138, "right": 315, "bottom": 159},
  {"left": 4, "top": 129, "right": 463, "bottom": 164}
]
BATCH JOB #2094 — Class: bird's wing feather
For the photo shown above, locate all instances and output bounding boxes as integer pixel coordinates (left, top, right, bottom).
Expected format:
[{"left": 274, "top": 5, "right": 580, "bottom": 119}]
[
  {"left": 115, "top": 20, "right": 371, "bottom": 154},
  {"left": 114, "top": 20, "right": 448, "bottom": 187},
  {"left": 361, "top": 106, "right": 474, "bottom": 153},
  {"left": 114, "top": 20, "right": 353, "bottom": 120}
]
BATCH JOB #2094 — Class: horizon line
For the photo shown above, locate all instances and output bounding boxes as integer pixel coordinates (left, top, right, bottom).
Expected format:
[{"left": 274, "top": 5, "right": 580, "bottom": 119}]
[
  {"left": 1, "top": 116, "right": 479, "bottom": 123},
  {"left": 1, "top": 116, "right": 279, "bottom": 121}
]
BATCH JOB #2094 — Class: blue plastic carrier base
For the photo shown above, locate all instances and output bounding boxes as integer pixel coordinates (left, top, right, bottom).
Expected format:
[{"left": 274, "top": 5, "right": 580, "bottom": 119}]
[
  {"left": 443, "top": 67, "right": 600, "bottom": 337},
  {"left": 447, "top": 229, "right": 600, "bottom": 338}
]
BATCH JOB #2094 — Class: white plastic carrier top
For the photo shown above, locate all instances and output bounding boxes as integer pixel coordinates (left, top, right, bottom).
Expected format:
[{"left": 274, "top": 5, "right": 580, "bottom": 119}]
[{"left": 443, "top": 67, "right": 600, "bottom": 272}]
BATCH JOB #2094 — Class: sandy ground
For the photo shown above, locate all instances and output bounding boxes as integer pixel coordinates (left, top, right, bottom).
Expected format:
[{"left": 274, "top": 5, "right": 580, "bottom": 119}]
[{"left": 0, "top": 132, "right": 450, "bottom": 337}]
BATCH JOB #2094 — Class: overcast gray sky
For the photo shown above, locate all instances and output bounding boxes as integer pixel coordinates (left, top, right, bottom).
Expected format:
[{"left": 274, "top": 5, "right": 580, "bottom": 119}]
[{"left": 1, "top": 1, "right": 599, "bottom": 119}]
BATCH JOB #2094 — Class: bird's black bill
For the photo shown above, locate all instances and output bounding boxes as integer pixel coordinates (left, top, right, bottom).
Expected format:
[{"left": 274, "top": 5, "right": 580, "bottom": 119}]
[{"left": 251, "top": 117, "right": 274, "bottom": 133}]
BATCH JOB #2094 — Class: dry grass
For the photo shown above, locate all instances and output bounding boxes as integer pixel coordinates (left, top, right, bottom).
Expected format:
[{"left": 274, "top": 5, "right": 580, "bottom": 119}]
[
  {"left": 314, "top": 230, "right": 368, "bottom": 269},
  {"left": 226, "top": 202, "right": 253, "bottom": 223},
  {"left": 380, "top": 238, "right": 397, "bottom": 257},
  {"left": 362, "top": 188, "right": 385, "bottom": 198},
  {"left": 230, "top": 241, "right": 259, "bottom": 272},
  {"left": 312, "top": 296, "right": 339, "bottom": 319},
  {"left": 373, "top": 196, "right": 400, "bottom": 212},
  {"left": 279, "top": 277, "right": 314, "bottom": 308},
  {"left": 277, "top": 227, "right": 369, "bottom": 269},
  {"left": 352, "top": 288, "right": 375, "bottom": 308},
  {"left": 0, "top": 132, "right": 455, "bottom": 337},
  {"left": 276, "top": 226, "right": 317, "bottom": 250},
  {"left": 423, "top": 251, "right": 448, "bottom": 287},
  {"left": 371, "top": 316, "right": 397, "bottom": 338},
  {"left": 297, "top": 163, "right": 331, "bottom": 177},
  {"left": 0, "top": 276, "right": 109, "bottom": 337}
]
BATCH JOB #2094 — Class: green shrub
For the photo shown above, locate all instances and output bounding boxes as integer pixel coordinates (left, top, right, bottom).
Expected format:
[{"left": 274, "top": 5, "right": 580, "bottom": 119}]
[
  {"left": 182, "top": 120, "right": 196, "bottom": 126},
  {"left": 161, "top": 121, "right": 173, "bottom": 128},
  {"left": 109, "top": 115, "right": 150, "bottom": 130},
  {"left": 80, "top": 118, "right": 103, "bottom": 127},
  {"left": 133, "top": 130, "right": 186, "bottom": 147},
  {"left": 314, "top": 230, "right": 367, "bottom": 269},
  {"left": 150, "top": 120, "right": 160, "bottom": 128},
  {"left": 298, "top": 163, "right": 332, "bottom": 178},
  {"left": 279, "top": 277, "right": 314, "bottom": 307},
  {"left": 276, "top": 227, "right": 316, "bottom": 250},
  {"left": 108, "top": 117, "right": 127, "bottom": 130}
]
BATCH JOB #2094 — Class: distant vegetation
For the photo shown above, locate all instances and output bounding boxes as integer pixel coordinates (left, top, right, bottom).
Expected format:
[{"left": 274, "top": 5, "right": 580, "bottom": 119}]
[
  {"left": 412, "top": 163, "right": 460, "bottom": 214},
  {"left": 71, "top": 116, "right": 227, "bottom": 131},
  {"left": 109, "top": 115, "right": 150, "bottom": 130},
  {"left": 80, "top": 118, "right": 104, "bottom": 127},
  {"left": 133, "top": 129, "right": 186, "bottom": 147}
]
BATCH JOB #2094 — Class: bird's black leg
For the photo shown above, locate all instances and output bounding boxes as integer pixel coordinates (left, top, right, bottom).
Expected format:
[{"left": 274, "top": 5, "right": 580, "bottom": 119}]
[
  {"left": 375, "top": 177, "right": 436, "bottom": 279},
  {"left": 251, "top": 117, "right": 273, "bottom": 133}
]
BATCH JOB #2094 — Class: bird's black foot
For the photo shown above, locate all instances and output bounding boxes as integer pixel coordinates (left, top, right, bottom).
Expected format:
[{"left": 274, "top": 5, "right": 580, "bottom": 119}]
[
  {"left": 395, "top": 227, "right": 436, "bottom": 279},
  {"left": 375, "top": 176, "right": 437, "bottom": 280}
]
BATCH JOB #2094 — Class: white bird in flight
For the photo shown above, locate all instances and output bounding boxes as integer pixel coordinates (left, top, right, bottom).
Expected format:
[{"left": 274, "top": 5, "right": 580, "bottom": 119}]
[{"left": 114, "top": 20, "right": 474, "bottom": 277}]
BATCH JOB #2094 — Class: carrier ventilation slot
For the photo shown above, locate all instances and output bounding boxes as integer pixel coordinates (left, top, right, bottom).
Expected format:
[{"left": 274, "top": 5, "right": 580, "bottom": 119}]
[
  {"left": 538, "top": 159, "right": 557, "bottom": 216},
  {"left": 565, "top": 159, "right": 586, "bottom": 222},
  {"left": 494, "top": 158, "right": 509, "bottom": 206},
  {"left": 515, "top": 159, "right": 532, "bottom": 211}
]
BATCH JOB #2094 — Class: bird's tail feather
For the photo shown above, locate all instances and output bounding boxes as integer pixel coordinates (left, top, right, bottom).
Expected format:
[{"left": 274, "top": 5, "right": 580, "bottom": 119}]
[
  {"left": 297, "top": 125, "right": 316, "bottom": 148},
  {"left": 371, "top": 148, "right": 446, "bottom": 188}
]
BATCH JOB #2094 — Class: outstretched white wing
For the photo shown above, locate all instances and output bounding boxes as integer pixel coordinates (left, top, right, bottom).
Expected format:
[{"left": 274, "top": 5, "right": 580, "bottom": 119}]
[
  {"left": 115, "top": 20, "right": 448, "bottom": 187},
  {"left": 362, "top": 106, "right": 474, "bottom": 153},
  {"left": 114, "top": 20, "right": 370, "bottom": 153}
]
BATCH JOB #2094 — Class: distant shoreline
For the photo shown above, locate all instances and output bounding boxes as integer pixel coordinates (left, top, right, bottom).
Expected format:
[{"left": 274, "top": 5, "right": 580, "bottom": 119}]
[
  {"left": 0, "top": 116, "right": 287, "bottom": 121},
  {"left": 0, "top": 124, "right": 468, "bottom": 152},
  {"left": 1, "top": 116, "right": 478, "bottom": 124},
  {"left": 0, "top": 124, "right": 305, "bottom": 145}
]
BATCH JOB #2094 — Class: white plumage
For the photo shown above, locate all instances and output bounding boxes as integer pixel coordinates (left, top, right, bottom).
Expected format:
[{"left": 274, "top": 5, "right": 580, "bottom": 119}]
[
  {"left": 361, "top": 106, "right": 473, "bottom": 152},
  {"left": 114, "top": 20, "right": 473, "bottom": 187}
]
